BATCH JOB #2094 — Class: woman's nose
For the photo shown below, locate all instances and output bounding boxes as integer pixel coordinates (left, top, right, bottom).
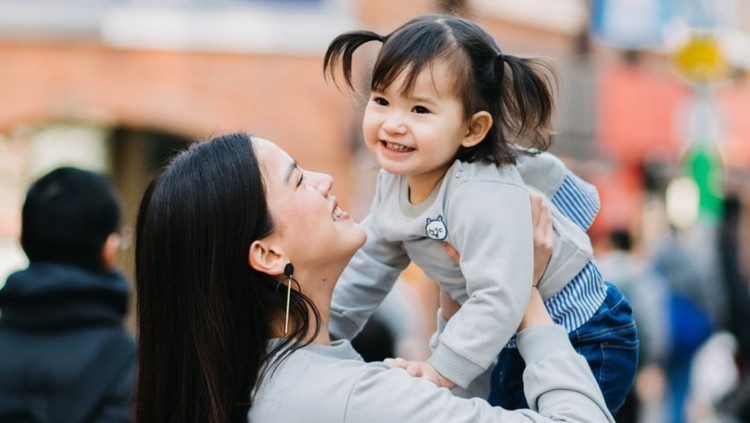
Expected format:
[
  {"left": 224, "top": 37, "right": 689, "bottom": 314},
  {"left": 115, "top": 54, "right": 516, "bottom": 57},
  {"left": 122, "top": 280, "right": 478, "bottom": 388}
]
[{"left": 308, "top": 171, "right": 333, "bottom": 195}]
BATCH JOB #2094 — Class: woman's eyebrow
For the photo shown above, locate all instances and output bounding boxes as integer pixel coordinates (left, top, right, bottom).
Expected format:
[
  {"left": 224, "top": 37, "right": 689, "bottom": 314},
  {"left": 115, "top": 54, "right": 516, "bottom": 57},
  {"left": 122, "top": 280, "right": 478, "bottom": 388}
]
[{"left": 284, "top": 161, "right": 298, "bottom": 185}]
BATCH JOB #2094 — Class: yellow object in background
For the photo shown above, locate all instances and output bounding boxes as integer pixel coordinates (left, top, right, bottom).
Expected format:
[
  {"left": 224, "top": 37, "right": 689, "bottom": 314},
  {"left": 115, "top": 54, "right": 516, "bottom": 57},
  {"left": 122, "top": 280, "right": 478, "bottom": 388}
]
[{"left": 673, "top": 33, "right": 730, "bottom": 83}]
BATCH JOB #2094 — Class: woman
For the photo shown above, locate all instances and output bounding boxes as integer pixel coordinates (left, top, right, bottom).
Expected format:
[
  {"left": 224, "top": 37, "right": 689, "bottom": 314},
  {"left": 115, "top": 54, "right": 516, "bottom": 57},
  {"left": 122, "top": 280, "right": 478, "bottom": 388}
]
[{"left": 134, "top": 132, "right": 614, "bottom": 422}]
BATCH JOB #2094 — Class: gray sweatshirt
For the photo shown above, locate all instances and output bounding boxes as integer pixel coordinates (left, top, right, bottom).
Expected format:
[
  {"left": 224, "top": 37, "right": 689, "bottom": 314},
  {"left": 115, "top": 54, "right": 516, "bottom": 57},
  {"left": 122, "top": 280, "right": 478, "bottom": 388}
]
[
  {"left": 248, "top": 324, "right": 614, "bottom": 423},
  {"left": 330, "top": 157, "right": 595, "bottom": 388}
]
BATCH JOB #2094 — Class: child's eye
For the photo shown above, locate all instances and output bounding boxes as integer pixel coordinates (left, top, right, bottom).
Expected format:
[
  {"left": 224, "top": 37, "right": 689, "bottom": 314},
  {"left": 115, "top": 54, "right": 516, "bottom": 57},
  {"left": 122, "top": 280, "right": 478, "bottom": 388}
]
[
  {"left": 372, "top": 97, "right": 389, "bottom": 107},
  {"left": 412, "top": 105, "right": 430, "bottom": 114},
  {"left": 296, "top": 171, "right": 305, "bottom": 188}
]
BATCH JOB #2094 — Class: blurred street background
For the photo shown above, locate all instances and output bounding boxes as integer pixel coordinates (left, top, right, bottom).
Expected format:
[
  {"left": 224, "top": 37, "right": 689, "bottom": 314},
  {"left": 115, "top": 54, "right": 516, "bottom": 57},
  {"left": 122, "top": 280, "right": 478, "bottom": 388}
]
[{"left": 1, "top": 1, "right": 749, "bottom": 422}]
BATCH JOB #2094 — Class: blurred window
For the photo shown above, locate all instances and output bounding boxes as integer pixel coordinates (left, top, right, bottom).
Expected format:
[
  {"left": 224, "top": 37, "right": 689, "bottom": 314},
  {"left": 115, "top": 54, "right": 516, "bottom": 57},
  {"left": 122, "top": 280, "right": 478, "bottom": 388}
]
[{"left": 0, "top": 0, "right": 354, "bottom": 55}]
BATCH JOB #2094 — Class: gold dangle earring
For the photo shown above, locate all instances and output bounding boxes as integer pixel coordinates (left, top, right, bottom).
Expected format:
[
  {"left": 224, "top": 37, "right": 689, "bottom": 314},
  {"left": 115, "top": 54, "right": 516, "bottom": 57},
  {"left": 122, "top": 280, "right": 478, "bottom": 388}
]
[{"left": 283, "top": 263, "right": 295, "bottom": 334}]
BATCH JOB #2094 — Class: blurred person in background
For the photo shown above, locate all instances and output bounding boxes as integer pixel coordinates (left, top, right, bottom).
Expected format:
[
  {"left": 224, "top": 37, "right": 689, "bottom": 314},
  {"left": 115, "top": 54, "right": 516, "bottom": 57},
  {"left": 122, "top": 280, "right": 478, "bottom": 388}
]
[
  {"left": 598, "top": 228, "right": 671, "bottom": 423},
  {"left": 714, "top": 194, "right": 750, "bottom": 423},
  {"left": 0, "top": 167, "right": 136, "bottom": 423},
  {"left": 600, "top": 224, "right": 719, "bottom": 423},
  {"left": 652, "top": 228, "right": 716, "bottom": 423}
]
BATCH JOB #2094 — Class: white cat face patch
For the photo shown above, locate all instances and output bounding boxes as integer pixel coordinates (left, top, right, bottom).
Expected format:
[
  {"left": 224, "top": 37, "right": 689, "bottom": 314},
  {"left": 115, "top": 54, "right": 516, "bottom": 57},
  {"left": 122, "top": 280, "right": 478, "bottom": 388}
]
[{"left": 425, "top": 215, "right": 448, "bottom": 240}]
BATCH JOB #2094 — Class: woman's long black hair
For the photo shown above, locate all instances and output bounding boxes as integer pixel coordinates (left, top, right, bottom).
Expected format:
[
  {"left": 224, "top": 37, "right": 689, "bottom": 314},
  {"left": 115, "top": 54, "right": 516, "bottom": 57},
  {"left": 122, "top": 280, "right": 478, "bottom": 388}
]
[
  {"left": 134, "top": 132, "right": 319, "bottom": 423},
  {"left": 324, "top": 13, "right": 557, "bottom": 165}
]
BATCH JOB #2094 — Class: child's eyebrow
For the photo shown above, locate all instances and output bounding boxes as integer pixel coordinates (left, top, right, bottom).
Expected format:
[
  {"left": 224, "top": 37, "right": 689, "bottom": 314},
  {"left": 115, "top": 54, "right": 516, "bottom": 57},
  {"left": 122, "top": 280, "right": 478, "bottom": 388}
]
[{"left": 409, "top": 95, "right": 438, "bottom": 106}]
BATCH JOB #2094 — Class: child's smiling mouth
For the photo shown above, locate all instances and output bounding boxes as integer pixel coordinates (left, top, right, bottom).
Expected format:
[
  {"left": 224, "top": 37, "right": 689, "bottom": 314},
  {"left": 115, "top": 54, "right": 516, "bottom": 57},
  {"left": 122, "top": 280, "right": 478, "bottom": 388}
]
[{"left": 382, "top": 141, "right": 415, "bottom": 152}]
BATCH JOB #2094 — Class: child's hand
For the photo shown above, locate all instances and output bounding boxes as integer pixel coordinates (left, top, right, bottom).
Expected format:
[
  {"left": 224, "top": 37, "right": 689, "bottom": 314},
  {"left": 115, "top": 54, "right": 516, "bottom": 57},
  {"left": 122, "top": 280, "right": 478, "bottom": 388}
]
[{"left": 383, "top": 358, "right": 457, "bottom": 389}]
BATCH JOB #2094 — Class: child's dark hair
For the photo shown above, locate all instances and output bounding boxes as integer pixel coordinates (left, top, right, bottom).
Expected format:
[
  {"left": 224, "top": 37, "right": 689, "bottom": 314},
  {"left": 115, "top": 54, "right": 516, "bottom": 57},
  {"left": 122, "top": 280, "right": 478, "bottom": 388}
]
[
  {"left": 21, "top": 166, "right": 121, "bottom": 271},
  {"left": 324, "top": 13, "right": 557, "bottom": 165}
]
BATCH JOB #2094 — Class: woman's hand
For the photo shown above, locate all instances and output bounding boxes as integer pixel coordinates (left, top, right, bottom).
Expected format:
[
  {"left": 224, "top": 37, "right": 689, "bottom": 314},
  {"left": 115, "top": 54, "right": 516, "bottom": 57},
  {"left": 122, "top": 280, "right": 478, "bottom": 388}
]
[
  {"left": 528, "top": 189, "right": 553, "bottom": 286},
  {"left": 439, "top": 288, "right": 461, "bottom": 321},
  {"left": 439, "top": 242, "right": 462, "bottom": 321},
  {"left": 518, "top": 190, "right": 554, "bottom": 331},
  {"left": 517, "top": 287, "right": 553, "bottom": 331}
]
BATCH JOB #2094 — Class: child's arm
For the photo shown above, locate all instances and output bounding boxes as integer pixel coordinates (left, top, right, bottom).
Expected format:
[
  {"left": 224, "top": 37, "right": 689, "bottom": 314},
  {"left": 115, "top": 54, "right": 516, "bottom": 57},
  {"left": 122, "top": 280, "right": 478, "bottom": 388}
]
[
  {"left": 517, "top": 152, "right": 598, "bottom": 299},
  {"left": 517, "top": 151, "right": 599, "bottom": 231},
  {"left": 330, "top": 215, "right": 409, "bottom": 340},
  {"left": 427, "top": 181, "right": 534, "bottom": 389},
  {"left": 388, "top": 190, "right": 555, "bottom": 389},
  {"left": 329, "top": 175, "right": 410, "bottom": 341},
  {"left": 550, "top": 171, "right": 599, "bottom": 231},
  {"left": 446, "top": 188, "right": 552, "bottom": 289}
]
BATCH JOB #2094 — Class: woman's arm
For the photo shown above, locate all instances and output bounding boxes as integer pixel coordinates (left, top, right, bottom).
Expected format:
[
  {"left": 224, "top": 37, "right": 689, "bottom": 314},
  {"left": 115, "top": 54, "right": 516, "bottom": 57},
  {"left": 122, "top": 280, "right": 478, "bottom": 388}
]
[{"left": 345, "top": 323, "right": 614, "bottom": 423}]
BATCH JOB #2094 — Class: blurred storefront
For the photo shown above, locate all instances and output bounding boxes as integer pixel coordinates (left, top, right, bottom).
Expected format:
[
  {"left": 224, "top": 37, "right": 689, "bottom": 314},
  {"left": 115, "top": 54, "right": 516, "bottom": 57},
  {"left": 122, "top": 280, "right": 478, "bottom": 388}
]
[
  {"left": 0, "top": 0, "right": 440, "bottom": 333},
  {"left": 1, "top": 0, "right": 749, "bottom": 344},
  {"left": 588, "top": 0, "right": 750, "bottom": 244},
  {"left": 0, "top": 0, "right": 437, "bottom": 280}
]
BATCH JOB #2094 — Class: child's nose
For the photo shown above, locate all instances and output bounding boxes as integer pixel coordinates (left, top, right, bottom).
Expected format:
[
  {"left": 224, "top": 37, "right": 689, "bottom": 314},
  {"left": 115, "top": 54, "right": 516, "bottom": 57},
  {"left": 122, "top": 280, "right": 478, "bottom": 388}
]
[{"left": 383, "top": 113, "right": 407, "bottom": 134}]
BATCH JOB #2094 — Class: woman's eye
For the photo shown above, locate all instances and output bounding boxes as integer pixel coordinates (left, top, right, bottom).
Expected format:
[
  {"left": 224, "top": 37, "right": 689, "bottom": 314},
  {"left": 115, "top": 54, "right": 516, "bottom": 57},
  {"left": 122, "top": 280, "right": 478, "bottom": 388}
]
[
  {"left": 373, "top": 97, "right": 389, "bottom": 106},
  {"left": 413, "top": 105, "right": 429, "bottom": 114}
]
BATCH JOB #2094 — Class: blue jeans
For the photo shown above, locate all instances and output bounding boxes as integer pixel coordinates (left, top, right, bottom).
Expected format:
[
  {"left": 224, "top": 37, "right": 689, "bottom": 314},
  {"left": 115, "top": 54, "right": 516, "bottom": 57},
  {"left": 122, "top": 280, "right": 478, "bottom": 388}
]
[{"left": 488, "top": 282, "right": 639, "bottom": 415}]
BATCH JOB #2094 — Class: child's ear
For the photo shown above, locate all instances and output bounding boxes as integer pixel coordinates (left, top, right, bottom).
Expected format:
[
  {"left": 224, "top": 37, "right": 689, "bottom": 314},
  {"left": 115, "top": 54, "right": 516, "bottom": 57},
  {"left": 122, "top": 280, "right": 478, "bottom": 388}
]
[
  {"left": 248, "top": 238, "right": 286, "bottom": 276},
  {"left": 462, "top": 111, "right": 493, "bottom": 148}
]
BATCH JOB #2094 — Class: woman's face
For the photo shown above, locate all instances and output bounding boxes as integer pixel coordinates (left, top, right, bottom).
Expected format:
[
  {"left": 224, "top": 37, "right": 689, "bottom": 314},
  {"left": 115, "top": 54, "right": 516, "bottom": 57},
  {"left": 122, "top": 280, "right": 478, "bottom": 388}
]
[{"left": 253, "top": 138, "right": 366, "bottom": 270}]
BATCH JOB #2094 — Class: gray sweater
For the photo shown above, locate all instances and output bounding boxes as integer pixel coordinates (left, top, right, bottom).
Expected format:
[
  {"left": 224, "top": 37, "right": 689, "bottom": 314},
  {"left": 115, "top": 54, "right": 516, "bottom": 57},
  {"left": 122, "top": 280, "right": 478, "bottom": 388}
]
[
  {"left": 248, "top": 324, "right": 614, "bottom": 422},
  {"left": 330, "top": 157, "right": 594, "bottom": 388}
]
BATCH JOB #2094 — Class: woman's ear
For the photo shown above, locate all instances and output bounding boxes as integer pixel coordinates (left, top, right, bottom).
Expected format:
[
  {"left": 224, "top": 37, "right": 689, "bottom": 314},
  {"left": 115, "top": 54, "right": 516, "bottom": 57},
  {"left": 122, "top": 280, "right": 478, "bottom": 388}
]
[
  {"left": 248, "top": 239, "right": 286, "bottom": 276},
  {"left": 462, "top": 111, "right": 493, "bottom": 148}
]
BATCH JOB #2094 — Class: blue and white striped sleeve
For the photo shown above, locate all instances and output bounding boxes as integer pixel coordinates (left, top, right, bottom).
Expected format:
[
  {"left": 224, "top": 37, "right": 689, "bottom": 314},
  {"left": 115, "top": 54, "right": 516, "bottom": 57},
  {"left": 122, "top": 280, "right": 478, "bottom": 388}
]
[{"left": 550, "top": 171, "right": 600, "bottom": 231}]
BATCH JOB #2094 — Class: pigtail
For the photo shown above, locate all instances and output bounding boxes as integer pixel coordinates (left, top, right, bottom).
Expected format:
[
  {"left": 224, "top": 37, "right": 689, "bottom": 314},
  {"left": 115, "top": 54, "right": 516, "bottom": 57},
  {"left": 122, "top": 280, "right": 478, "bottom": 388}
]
[
  {"left": 324, "top": 31, "right": 385, "bottom": 91},
  {"left": 496, "top": 54, "right": 557, "bottom": 152}
]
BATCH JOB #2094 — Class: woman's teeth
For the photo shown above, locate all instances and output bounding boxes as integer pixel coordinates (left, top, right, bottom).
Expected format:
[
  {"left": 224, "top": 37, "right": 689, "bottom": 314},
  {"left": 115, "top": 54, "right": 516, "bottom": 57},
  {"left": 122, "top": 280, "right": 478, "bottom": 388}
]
[{"left": 332, "top": 207, "right": 343, "bottom": 222}]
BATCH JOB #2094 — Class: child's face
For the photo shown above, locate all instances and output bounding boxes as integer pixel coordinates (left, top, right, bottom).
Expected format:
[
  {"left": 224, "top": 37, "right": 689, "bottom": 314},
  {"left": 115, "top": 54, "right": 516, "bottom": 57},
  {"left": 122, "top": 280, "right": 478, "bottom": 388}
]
[{"left": 362, "top": 61, "right": 471, "bottom": 192}]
